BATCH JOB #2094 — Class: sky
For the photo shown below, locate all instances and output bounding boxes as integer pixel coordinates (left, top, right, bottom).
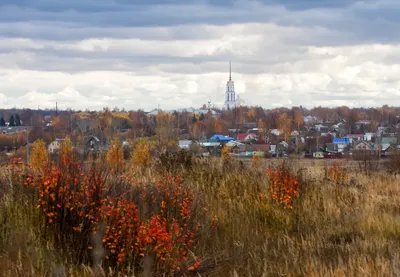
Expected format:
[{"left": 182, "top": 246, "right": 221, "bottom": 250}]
[{"left": 1, "top": 0, "right": 400, "bottom": 111}]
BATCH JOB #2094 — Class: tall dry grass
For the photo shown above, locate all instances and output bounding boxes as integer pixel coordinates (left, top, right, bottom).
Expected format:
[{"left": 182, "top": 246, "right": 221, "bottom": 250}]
[{"left": 0, "top": 152, "right": 399, "bottom": 276}]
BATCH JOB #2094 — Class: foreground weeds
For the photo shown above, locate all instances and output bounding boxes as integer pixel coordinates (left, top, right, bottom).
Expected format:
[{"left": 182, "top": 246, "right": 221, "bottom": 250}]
[{"left": 0, "top": 154, "right": 400, "bottom": 276}]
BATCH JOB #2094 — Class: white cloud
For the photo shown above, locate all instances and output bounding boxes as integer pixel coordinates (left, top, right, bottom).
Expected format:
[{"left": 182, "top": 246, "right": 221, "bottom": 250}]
[{"left": 1, "top": 2, "right": 400, "bottom": 110}]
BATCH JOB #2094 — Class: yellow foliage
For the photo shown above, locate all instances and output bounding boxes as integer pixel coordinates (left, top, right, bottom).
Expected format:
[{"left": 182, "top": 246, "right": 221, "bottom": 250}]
[
  {"left": 221, "top": 145, "right": 232, "bottom": 162},
  {"left": 106, "top": 137, "right": 124, "bottom": 172},
  {"left": 29, "top": 139, "right": 49, "bottom": 171},
  {"left": 74, "top": 112, "right": 90, "bottom": 119},
  {"left": 252, "top": 152, "right": 263, "bottom": 168},
  {"left": 112, "top": 112, "right": 130, "bottom": 121},
  {"left": 131, "top": 138, "right": 155, "bottom": 167},
  {"left": 60, "top": 136, "right": 73, "bottom": 163}
]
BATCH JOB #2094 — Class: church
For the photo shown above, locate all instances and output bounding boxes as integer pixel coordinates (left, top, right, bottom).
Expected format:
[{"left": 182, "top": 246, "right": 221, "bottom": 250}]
[{"left": 225, "top": 62, "right": 237, "bottom": 110}]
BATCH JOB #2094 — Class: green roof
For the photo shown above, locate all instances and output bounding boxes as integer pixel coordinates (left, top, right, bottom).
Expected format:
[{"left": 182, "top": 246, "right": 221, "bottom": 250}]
[{"left": 380, "top": 137, "right": 398, "bottom": 145}]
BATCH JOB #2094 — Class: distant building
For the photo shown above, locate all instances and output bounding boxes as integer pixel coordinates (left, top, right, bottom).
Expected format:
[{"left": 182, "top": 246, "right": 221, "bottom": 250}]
[
  {"left": 237, "top": 133, "right": 257, "bottom": 142},
  {"left": 86, "top": 136, "right": 101, "bottom": 151},
  {"left": 332, "top": 138, "right": 351, "bottom": 153},
  {"left": 209, "top": 134, "right": 234, "bottom": 142},
  {"left": 48, "top": 138, "right": 65, "bottom": 154},
  {"left": 225, "top": 62, "right": 237, "bottom": 110},
  {"left": 345, "top": 134, "right": 364, "bottom": 142},
  {"left": 178, "top": 140, "right": 192, "bottom": 150}
]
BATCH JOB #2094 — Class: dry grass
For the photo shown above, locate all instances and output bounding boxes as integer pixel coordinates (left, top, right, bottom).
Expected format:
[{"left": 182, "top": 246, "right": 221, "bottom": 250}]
[{"left": 0, "top": 156, "right": 399, "bottom": 277}]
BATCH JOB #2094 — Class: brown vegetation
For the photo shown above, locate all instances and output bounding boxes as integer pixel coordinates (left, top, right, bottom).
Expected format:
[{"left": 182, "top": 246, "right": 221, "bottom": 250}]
[{"left": 0, "top": 150, "right": 399, "bottom": 277}]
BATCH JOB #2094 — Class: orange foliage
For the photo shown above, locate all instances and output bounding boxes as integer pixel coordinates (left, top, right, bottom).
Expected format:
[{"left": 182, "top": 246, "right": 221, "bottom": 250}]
[
  {"left": 11, "top": 157, "right": 203, "bottom": 274},
  {"left": 325, "top": 162, "right": 348, "bottom": 184},
  {"left": 266, "top": 162, "right": 299, "bottom": 209},
  {"left": 214, "top": 119, "right": 226, "bottom": 135}
]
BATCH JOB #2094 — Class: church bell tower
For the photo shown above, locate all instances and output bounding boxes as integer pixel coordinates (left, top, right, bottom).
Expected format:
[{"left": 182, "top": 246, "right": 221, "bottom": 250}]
[{"left": 225, "top": 62, "right": 236, "bottom": 109}]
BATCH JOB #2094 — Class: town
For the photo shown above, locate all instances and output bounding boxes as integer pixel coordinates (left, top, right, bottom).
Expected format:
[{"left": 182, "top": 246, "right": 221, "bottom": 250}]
[{"left": 0, "top": 103, "right": 399, "bottom": 164}]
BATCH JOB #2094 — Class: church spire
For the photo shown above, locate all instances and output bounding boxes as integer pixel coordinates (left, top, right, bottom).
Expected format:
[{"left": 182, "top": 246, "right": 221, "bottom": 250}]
[{"left": 229, "top": 61, "right": 232, "bottom": 81}]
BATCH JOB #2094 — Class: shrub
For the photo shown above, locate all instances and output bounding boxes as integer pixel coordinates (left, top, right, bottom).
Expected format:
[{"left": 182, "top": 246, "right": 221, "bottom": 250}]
[
  {"left": 324, "top": 162, "right": 348, "bottom": 185},
  {"left": 14, "top": 156, "right": 204, "bottom": 275},
  {"left": 385, "top": 150, "right": 400, "bottom": 174},
  {"left": 266, "top": 161, "right": 299, "bottom": 209},
  {"left": 221, "top": 145, "right": 232, "bottom": 162},
  {"left": 157, "top": 150, "right": 194, "bottom": 174}
]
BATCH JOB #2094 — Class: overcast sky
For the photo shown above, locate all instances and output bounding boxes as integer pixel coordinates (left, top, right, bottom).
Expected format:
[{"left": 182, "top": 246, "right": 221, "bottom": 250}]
[{"left": 1, "top": 0, "right": 400, "bottom": 111}]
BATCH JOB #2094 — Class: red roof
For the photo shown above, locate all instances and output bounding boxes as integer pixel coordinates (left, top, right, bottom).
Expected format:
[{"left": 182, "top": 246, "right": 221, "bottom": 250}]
[
  {"left": 237, "top": 133, "right": 257, "bottom": 141},
  {"left": 237, "top": 133, "right": 248, "bottom": 141}
]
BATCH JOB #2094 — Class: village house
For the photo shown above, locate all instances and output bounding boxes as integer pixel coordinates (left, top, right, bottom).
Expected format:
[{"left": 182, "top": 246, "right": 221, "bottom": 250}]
[
  {"left": 225, "top": 140, "right": 246, "bottom": 154},
  {"left": 48, "top": 138, "right": 65, "bottom": 154},
  {"left": 332, "top": 138, "right": 351, "bottom": 153},
  {"left": 270, "top": 129, "right": 281, "bottom": 136},
  {"left": 379, "top": 136, "right": 398, "bottom": 145},
  {"left": 346, "top": 134, "right": 364, "bottom": 143},
  {"left": 314, "top": 124, "right": 329, "bottom": 132},
  {"left": 178, "top": 140, "right": 192, "bottom": 150},
  {"left": 364, "top": 132, "right": 375, "bottom": 141},
  {"left": 237, "top": 133, "right": 257, "bottom": 142},
  {"left": 86, "top": 136, "right": 101, "bottom": 151},
  {"left": 353, "top": 141, "right": 373, "bottom": 151},
  {"left": 209, "top": 134, "right": 234, "bottom": 143}
]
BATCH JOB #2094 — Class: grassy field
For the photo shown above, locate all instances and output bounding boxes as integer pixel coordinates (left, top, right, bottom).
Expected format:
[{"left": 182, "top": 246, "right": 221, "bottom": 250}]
[{"left": 0, "top": 153, "right": 399, "bottom": 277}]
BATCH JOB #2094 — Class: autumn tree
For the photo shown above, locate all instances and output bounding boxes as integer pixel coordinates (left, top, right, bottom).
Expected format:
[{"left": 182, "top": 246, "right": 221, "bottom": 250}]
[
  {"left": 204, "top": 116, "right": 216, "bottom": 138},
  {"left": 248, "top": 107, "right": 257, "bottom": 122},
  {"left": 257, "top": 119, "right": 268, "bottom": 141},
  {"left": 155, "top": 112, "right": 177, "bottom": 152},
  {"left": 214, "top": 119, "right": 227, "bottom": 135},
  {"left": 29, "top": 139, "right": 49, "bottom": 170},
  {"left": 98, "top": 110, "right": 113, "bottom": 140},
  {"left": 276, "top": 113, "right": 293, "bottom": 141},
  {"left": 131, "top": 138, "right": 155, "bottom": 167},
  {"left": 190, "top": 121, "right": 205, "bottom": 140},
  {"left": 293, "top": 108, "right": 304, "bottom": 129},
  {"left": 60, "top": 136, "right": 73, "bottom": 165},
  {"left": 129, "top": 110, "right": 147, "bottom": 136},
  {"left": 106, "top": 137, "right": 124, "bottom": 172}
]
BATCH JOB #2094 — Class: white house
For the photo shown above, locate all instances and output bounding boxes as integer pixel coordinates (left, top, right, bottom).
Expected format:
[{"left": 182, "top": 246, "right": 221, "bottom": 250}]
[
  {"left": 178, "top": 140, "right": 192, "bottom": 150},
  {"left": 364, "top": 133, "right": 375, "bottom": 141},
  {"left": 270, "top": 129, "right": 281, "bottom": 136},
  {"left": 48, "top": 138, "right": 65, "bottom": 154}
]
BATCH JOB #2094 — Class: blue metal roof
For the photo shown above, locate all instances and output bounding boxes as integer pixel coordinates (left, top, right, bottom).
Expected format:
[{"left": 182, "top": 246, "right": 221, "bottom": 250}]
[
  {"left": 333, "top": 138, "right": 350, "bottom": 144},
  {"left": 209, "top": 134, "right": 234, "bottom": 142}
]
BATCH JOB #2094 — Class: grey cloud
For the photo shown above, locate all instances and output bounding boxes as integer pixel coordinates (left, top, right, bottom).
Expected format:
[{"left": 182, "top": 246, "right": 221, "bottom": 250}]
[
  {"left": 1, "top": 0, "right": 400, "bottom": 110},
  {"left": 0, "top": 0, "right": 399, "bottom": 45}
]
